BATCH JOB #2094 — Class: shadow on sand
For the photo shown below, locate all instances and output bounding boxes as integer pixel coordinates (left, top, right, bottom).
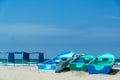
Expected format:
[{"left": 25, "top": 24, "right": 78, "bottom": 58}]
[
  {"left": 109, "top": 69, "right": 120, "bottom": 75},
  {"left": 57, "top": 68, "right": 120, "bottom": 75},
  {"left": 55, "top": 67, "right": 70, "bottom": 73}
]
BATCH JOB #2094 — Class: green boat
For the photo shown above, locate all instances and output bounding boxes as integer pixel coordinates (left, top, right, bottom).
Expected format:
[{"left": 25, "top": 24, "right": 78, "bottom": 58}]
[
  {"left": 69, "top": 54, "right": 94, "bottom": 71},
  {"left": 87, "top": 53, "right": 115, "bottom": 74}
]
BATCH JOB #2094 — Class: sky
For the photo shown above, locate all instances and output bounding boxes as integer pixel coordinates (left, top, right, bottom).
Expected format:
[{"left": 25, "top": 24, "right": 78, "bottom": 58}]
[{"left": 0, "top": 0, "right": 120, "bottom": 58}]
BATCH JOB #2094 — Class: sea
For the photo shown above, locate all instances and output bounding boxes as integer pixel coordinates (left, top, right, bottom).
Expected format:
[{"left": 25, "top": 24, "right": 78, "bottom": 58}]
[
  {"left": 0, "top": 59, "right": 49, "bottom": 66},
  {"left": 113, "top": 59, "right": 120, "bottom": 68}
]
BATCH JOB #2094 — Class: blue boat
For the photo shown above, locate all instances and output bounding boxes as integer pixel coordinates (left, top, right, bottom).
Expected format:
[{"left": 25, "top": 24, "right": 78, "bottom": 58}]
[
  {"left": 86, "top": 53, "right": 115, "bottom": 74},
  {"left": 38, "top": 51, "right": 74, "bottom": 71}
]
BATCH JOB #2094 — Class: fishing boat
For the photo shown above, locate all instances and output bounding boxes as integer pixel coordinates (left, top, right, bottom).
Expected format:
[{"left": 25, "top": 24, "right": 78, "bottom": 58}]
[
  {"left": 55, "top": 57, "right": 73, "bottom": 73},
  {"left": 69, "top": 54, "right": 94, "bottom": 71},
  {"left": 86, "top": 53, "right": 115, "bottom": 74},
  {"left": 38, "top": 51, "right": 74, "bottom": 71}
]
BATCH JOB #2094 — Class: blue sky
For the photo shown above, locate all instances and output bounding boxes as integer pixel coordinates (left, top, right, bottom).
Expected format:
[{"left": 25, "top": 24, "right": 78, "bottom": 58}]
[{"left": 0, "top": 0, "right": 120, "bottom": 58}]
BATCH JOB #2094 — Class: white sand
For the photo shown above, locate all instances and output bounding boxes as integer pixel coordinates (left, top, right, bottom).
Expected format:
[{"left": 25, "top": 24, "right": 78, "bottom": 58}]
[{"left": 0, "top": 66, "right": 119, "bottom": 80}]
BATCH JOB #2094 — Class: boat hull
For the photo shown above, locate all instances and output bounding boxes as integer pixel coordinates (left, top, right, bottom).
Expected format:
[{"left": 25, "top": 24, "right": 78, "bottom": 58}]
[
  {"left": 69, "top": 63, "right": 86, "bottom": 71},
  {"left": 55, "top": 58, "right": 72, "bottom": 73},
  {"left": 38, "top": 51, "right": 74, "bottom": 71},
  {"left": 38, "top": 63, "right": 56, "bottom": 70},
  {"left": 87, "top": 65, "right": 112, "bottom": 74}
]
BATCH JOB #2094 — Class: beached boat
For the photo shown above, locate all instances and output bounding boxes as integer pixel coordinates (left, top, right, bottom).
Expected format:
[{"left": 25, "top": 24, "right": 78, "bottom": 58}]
[
  {"left": 38, "top": 51, "right": 74, "bottom": 71},
  {"left": 69, "top": 54, "right": 94, "bottom": 71},
  {"left": 86, "top": 53, "right": 115, "bottom": 74},
  {"left": 55, "top": 57, "right": 73, "bottom": 73}
]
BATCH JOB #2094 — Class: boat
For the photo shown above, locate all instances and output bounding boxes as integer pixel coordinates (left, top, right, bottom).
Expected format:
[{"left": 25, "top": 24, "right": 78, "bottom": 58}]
[
  {"left": 86, "top": 53, "right": 115, "bottom": 74},
  {"left": 38, "top": 51, "right": 74, "bottom": 71},
  {"left": 69, "top": 54, "right": 94, "bottom": 71},
  {"left": 55, "top": 57, "right": 73, "bottom": 73}
]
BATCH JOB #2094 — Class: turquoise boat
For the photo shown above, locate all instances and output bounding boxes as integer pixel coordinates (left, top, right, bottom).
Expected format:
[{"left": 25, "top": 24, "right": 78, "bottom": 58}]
[
  {"left": 87, "top": 53, "right": 115, "bottom": 74},
  {"left": 69, "top": 54, "right": 94, "bottom": 71},
  {"left": 38, "top": 51, "right": 74, "bottom": 71}
]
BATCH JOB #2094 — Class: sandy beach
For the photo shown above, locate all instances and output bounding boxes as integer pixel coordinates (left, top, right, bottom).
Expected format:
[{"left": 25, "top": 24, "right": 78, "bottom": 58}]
[{"left": 0, "top": 66, "right": 119, "bottom": 80}]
